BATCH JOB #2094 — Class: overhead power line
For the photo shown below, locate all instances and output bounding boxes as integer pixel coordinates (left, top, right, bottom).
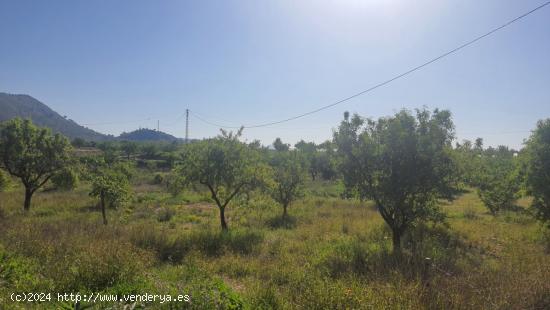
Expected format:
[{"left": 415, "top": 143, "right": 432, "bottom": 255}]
[
  {"left": 189, "top": 110, "right": 242, "bottom": 128},
  {"left": 190, "top": 1, "right": 550, "bottom": 129}
]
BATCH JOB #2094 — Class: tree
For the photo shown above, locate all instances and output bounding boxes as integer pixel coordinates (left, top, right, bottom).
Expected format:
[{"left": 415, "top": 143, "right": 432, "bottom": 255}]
[
  {"left": 295, "top": 140, "right": 318, "bottom": 180},
  {"left": 334, "top": 109, "right": 456, "bottom": 252},
  {"left": 524, "top": 119, "right": 550, "bottom": 225},
  {"left": 294, "top": 140, "right": 316, "bottom": 154},
  {"left": 121, "top": 140, "right": 138, "bottom": 160},
  {"left": 269, "top": 152, "right": 306, "bottom": 219},
  {"left": 89, "top": 168, "right": 131, "bottom": 225},
  {"left": 71, "top": 137, "right": 87, "bottom": 148},
  {"left": 51, "top": 166, "right": 79, "bottom": 191},
  {"left": 474, "top": 137, "right": 484, "bottom": 151},
  {"left": 453, "top": 139, "right": 484, "bottom": 187},
  {"left": 0, "top": 118, "right": 71, "bottom": 211},
  {"left": 312, "top": 141, "right": 338, "bottom": 181},
  {"left": 141, "top": 143, "right": 159, "bottom": 159},
  {"left": 476, "top": 147, "right": 520, "bottom": 215},
  {"left": 273, "top": 138, "right": 290, "bottom": 152},
  {"left": 97, "top": 141, "right": 119, "bottom": 164},
  {"left": 176, "top": 128, "right": 267, "bottom": 230}
]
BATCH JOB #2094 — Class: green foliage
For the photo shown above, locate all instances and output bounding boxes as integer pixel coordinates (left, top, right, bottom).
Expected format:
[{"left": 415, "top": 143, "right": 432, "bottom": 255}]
[
  {"left": 524, "top": 119, "right": 550, "bottom": 225},
  {"left": 89, "top": 165, "right": 132, "bottom": 224},
  {"left": 71, "top": 137, "right": 87, "bottom": 148},
  {"left": 141, "top": 143, "right": 160, "bottom": 159},
  {"left": 175, "top": 128, "right": 269, "bottom": 230},
  {"left": 0, "top": 168, "right": 9, "bottom": 192},
  {"left": 153, "top": 173, "right": 164, "bottom": 184},
  {"left": 161, "top": 151, "right": 179, "bottom": 169},
  {"left": 1, "top": 220, "right": 152, "bottom": 293},
  {"left": 476, "top": 146, "right": 520, "bottom": 215},
  {"left": 51, "top": 167, "right": 79, "bottom": 191},
  {"left": 0, "top": 245, "right": 42, "bottom": 292},
  {"left": 90, "top": 171, "right": 131, "bottom": 209},
  {"left": 317, "top": 237, "right": 373, "bottom": 278},
  {"left": 166, "top": 264, "right": 245, "bottom": 309},
  {"left": 268, "top": 151, "right": 306, "bottom": 218},
  {"left": 0, "top": 118, "right": 71, "bottom": 210},
  {"left": 294, "top": 139, "right": 338, "bottom": 181},
  {"left": 112, "top": 160, "right": 136, "bottom": 180},
  {"left": 334, "top": 109, "right": 456, "bottom": 251},
  {"left": 120, "top": 140, "right": 138, "bottom": 159},
  {"left": 454, "top": 139, "right": 484, "bottom": 187},
  {"left": 310, "top": 149, "right": 338, "bottom": 181},
  {"left": 272, "top": 137, "right": 290, "bottom": 151},
  {"left": 97, "top": 141, "right": 120, "bottom": 164}
]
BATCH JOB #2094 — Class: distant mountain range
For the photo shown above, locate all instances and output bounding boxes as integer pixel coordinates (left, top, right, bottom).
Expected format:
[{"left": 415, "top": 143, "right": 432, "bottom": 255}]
[{"left": 0, "top": 92, "right": 182, "bottom": 142}]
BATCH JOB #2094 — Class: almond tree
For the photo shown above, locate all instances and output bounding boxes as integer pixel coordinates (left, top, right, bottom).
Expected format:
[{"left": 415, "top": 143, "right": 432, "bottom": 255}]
[
  {"left": 524, "top": 119, "right": 550, "bottom": 225},
  {"left": 0, "top": 118, "right": 71, "bottom": 211},
  {"left": 90, "top": 168, "right": 131, "bottom": 225},
  {"left": 176, "top": 128, "right": 268, "bottom": 230},
  {"left": 268, "top": 151, "right": 306, "bottom": 219},
  {"left": 334, "top": 109, "right": 456, "bottom": 252}
]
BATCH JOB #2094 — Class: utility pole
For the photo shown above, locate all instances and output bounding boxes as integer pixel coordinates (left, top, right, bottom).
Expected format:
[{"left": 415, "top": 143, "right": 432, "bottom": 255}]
[
  {"left": 185, "top": 109, "right": 189, "bottom": 144},
  {"left": 157, "top": 120, "right": 160, "bottom": 131}
]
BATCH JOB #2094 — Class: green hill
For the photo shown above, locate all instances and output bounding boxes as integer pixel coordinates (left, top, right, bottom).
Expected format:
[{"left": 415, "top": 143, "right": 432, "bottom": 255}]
[
  {"left": 118, "top": 128, "right": 180, "bottom": 142},
  {"left": 0, "top": 92, "right": 111, "bottom": 141}
]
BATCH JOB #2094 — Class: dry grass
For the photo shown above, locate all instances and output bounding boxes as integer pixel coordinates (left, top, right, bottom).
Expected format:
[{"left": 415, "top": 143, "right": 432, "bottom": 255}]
[{"left": 1, "top": 182, "right": 549, "bottom": 309}]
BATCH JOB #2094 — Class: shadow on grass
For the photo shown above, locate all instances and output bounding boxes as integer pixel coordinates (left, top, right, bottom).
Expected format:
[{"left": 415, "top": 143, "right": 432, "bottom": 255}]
[
  {"left": 129, "top": 225, "right": 264, "bottom": 262},
  {"left": 266, "top": 215, "right": 297, "bottom": 229},
  {"left": 317, "top": 224, "right": 474, "bottom": 281}
]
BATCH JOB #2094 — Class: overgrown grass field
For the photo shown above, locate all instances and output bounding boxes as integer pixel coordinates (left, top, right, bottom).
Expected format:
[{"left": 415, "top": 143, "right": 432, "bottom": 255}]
[{"left": 1, "top": 175, "right": 549, "bottom": 309}]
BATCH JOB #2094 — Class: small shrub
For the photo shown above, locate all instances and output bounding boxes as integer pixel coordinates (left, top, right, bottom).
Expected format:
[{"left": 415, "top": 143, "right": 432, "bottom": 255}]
[
  {"left": 317, "top": 238, "right": 372, "bottom": 278},
  {"left": 248, "top": 285, "right": 281, "bottom": 310},
  {"left": 57, "top": 241, "right": 151, "bottom": 291},
  {"left": 128, "top": 225, "right": 190, "bottom": 263},
  {"left": 266, "top": 215, "right": 297, "bottom": 229},
  {"left": 226, "top": 229, "right": 264, "bottom": 255},
  {"left": 0, "top": 245, "right": 43, "bottom": 291},
  {"left": 51, "top": 167, "right": 79, "bottom": 190},
  {"left": 156, "top": 206, "right": 175, "bottom": 222},
  {"left": 176, "top": 264, "right": 246, "bottom": 309},
  {"left": 152, "top": 173, "right": 164, "bottom": 185}
]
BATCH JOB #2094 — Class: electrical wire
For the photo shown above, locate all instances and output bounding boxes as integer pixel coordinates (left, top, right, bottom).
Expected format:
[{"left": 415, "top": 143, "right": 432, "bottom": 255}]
[{"left": 190, "top": 1, "right": 550, "bottom": 129}]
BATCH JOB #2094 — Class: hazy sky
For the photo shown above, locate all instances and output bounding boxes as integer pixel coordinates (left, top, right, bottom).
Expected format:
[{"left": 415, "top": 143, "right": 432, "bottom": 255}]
[{"left": 1, "top": 0, "right": 549, "bottom": 149}]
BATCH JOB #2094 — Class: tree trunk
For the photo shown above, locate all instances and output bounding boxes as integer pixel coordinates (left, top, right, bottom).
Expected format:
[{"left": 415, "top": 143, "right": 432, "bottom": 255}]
[
  {"left": 219, "top": 206, "right": 228, "bottom": 231},
  {"left": 392, "top": 228, "right": 402, "bottom": 254},
  {"left": 24, "top": 187, "right": 33, "bottom": 211},
  {"left": 282, "top": 203, "right": 288, "bottom": 220},
  {"left": 101, "top": 193, "right": 107, "bottom": 225}
]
